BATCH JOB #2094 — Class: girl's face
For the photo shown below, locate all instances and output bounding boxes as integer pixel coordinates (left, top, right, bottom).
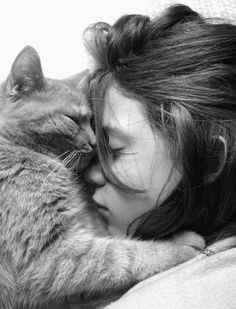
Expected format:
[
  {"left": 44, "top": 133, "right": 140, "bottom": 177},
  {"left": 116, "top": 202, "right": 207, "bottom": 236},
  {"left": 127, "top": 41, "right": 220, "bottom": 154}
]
[{"left": 85, "top": 86, "right": 181, "bottom": 236}]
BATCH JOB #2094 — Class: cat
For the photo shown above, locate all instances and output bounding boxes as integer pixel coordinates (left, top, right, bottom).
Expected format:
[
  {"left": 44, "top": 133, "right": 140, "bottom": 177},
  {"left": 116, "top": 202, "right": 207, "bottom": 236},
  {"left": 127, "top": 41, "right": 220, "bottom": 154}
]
[{"left": 0, "top": 46, "right": 204, "bottom": 309}]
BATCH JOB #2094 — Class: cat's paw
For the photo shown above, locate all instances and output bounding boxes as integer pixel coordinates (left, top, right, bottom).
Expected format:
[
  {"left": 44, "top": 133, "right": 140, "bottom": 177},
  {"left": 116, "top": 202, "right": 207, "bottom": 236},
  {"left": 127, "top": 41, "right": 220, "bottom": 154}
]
[
  {"left": 172, "top": 231, "right": 205, "bottom": 260},
  {"left": 173, "top": 231, "right": 205, "bottom": 250}
]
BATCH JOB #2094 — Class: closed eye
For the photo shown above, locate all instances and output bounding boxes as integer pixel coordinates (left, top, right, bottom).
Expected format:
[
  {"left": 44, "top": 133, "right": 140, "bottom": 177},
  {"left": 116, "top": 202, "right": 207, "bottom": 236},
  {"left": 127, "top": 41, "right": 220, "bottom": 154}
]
[
  {"left": 109, "top": 146, "right": 137, "bottom": 158},
  {"left": 64, "top": 115, "right": 81, "bottom": 127}
]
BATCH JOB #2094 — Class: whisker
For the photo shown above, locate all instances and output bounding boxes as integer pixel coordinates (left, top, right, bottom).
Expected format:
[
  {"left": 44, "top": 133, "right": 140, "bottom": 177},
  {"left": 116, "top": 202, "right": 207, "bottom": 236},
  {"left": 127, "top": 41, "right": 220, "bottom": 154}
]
[{"left": 39, "top": 150, "right": 74, "bottom": 194}]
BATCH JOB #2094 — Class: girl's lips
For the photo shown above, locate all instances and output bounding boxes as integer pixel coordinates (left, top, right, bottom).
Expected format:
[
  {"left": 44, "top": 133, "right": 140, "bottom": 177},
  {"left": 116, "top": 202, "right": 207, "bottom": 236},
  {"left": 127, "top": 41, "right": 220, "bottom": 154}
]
[
  {"left": 92, "top": 196, "right": 109, "bottom": 214},
  {"left": 97, "top": 206, "right": 110, "bottom": 223},
  {"left": 97, "top": 206, "right": 109, "bottom": 217},
  {"left": 96, "top": 204, "right": 108, "bottom": 210},
  {"left": 92, "top": 194, "right": 107, "bottom": 209}
]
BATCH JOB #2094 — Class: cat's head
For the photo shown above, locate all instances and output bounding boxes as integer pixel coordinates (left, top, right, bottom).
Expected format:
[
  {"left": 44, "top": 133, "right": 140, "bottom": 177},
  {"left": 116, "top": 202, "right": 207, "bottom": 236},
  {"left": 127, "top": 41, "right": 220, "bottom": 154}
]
[{"left": 0, "top": 46, "right": 96, "bottom": 170}]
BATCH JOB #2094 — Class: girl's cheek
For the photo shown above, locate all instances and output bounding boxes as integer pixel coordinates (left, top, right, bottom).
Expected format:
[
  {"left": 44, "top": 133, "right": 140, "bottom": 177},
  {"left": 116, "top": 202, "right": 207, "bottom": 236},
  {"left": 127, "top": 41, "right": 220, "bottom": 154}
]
[{"left": 112, "top": 156, "right": 140, "bottom": 182}]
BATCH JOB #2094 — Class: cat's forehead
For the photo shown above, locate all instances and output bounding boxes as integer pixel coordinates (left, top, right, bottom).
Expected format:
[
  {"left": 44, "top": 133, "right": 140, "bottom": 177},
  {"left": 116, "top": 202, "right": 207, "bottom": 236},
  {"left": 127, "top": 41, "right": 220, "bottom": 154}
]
[{"left": 47, "top": 80, "right": 92, "bottom": 116}]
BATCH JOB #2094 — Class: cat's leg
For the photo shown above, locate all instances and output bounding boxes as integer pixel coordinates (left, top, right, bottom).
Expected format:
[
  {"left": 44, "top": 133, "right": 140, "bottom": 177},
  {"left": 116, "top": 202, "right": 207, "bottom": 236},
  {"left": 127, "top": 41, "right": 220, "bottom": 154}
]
[
  {"left": 0, "top": 256, "right": 17, "bottom": 309},
  {"left": 18, "top": 231, "right": 204, "bottom": 307}
]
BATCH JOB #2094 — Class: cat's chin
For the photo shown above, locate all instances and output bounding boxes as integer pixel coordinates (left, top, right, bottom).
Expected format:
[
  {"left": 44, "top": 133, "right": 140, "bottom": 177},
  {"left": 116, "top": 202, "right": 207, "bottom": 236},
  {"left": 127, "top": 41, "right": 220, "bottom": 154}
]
[
  {"left": 64, "top": 149, "right": 95, "bottom": 172},
  {"left": 76, "top": 152, "right": 96, "bottom": 171}
]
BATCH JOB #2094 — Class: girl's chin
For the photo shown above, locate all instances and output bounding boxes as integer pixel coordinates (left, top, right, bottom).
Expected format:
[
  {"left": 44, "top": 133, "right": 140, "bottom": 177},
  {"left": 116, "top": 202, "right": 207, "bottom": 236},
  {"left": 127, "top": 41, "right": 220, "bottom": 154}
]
[{"left": 107, "top": 225, "right": 127, "bottom": 237}]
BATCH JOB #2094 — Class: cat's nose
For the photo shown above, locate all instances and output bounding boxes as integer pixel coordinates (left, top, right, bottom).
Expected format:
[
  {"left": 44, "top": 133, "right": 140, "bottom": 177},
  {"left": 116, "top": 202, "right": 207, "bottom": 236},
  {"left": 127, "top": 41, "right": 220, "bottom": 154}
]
[
  {"left": 82, "top": 123, "right": 96, "bottom": 148},
  {"left": 89, "top": 130, "right": 96, "bottom": 148}
]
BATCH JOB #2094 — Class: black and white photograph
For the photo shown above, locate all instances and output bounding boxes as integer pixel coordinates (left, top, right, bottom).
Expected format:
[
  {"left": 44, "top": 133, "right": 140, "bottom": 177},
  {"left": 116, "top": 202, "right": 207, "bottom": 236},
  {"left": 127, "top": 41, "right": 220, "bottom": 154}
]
[{"left": 0, "top": 1, "right": 236, "bottom": 308}]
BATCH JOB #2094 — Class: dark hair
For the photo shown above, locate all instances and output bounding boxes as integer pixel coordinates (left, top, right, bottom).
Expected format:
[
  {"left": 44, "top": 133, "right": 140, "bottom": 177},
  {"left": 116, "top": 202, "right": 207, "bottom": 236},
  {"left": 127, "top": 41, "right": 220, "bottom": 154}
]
[{"left": 84, "top": 4, "right": 236, "bottom": 244}]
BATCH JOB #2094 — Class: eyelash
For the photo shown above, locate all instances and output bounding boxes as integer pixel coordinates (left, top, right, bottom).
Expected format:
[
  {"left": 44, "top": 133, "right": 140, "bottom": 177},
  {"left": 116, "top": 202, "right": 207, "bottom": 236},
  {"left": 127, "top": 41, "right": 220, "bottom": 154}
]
[
  {"left": 109, "top": 147, "right": 124, "bottom": 159},
  {"left": 103, "top": 131, "right": 124, "bottom": 158},
  {"left": 109, "top": 147, "right": 137, "bottom": 161}
]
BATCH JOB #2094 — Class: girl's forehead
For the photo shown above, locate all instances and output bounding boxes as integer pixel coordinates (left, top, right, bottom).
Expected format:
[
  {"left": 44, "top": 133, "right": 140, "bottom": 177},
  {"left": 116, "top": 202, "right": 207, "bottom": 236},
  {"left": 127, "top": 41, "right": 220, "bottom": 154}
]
[{"left": 103, "top": 86, "right": 148, "bottom": 132}]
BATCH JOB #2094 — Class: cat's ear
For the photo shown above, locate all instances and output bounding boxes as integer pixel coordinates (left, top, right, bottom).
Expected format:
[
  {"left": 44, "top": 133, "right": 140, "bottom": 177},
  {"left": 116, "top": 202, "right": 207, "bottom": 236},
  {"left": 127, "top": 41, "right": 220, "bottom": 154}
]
[{"left": 6, "top": 46, "right": 45, "bottom": 99}]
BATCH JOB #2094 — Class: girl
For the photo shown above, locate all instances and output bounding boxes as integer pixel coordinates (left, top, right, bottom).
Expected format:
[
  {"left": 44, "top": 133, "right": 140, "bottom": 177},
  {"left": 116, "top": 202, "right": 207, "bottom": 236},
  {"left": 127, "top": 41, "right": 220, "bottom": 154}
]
[{"left": 84, "top": 4, "right": 236, "bottom": 308}]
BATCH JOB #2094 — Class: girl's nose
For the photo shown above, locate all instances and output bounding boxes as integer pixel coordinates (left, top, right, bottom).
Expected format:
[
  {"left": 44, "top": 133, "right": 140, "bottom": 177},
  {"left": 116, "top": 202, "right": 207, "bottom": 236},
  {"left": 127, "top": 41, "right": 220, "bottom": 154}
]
[{"left": 84, "top": 157, "right": 106, "bottom": 187}]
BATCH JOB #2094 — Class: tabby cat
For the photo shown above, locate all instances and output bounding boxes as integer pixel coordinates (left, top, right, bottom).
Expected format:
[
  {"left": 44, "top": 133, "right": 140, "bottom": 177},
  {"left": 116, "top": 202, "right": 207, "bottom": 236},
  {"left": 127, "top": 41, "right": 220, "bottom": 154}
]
[{"left": 0, "top": 46, "right": 204, "bottom": 309}]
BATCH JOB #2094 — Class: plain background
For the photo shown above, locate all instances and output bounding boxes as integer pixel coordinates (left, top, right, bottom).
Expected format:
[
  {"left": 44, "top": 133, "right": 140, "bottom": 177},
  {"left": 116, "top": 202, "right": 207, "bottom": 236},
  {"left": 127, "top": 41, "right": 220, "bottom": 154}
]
[{"left": 0, "top": 0, "right": 235, "bottom": 82}]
